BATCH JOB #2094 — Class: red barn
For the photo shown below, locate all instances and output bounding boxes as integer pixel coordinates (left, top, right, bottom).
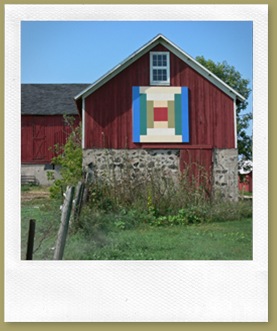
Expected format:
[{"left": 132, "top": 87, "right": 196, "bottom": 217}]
[
  {"left": 21, "top": 84, "right": 88, "bottom": 185},
  {"left": 75, "top": 34, "right": 245, "bottom": 200}
]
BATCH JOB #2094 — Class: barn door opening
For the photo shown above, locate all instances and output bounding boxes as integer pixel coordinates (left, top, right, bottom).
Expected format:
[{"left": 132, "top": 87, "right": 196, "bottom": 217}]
[{"left": 33, "top": 122, "right": 46, "bottom": 161}]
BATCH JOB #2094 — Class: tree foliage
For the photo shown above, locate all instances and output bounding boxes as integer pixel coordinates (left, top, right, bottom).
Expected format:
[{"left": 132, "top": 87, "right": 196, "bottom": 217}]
[
  {"left": 48, "top": 115, "right": 83, "bottom": 199},
  {"left": 196, "top": 56, "right": 252, "bottom": 160}
]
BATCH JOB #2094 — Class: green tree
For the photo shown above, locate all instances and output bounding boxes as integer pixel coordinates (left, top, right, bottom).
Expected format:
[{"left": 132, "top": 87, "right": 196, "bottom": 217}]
[
  {"left": 196, "top": 56, "right": 252, "bottom": 160},
  {"left": 48, "top": 115, "right": 83, "bottom": 199}
]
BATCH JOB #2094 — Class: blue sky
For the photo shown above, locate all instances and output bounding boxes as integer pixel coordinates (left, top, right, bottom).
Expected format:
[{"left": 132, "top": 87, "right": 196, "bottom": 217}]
[{"left": 21, "top": 21, "right": 253, "bottom": 132}]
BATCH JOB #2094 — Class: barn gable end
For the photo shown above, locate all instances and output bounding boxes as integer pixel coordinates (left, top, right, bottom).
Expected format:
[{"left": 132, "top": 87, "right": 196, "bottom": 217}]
[{"left": 76, "top": 34, "right": 241, "bottom": 200}]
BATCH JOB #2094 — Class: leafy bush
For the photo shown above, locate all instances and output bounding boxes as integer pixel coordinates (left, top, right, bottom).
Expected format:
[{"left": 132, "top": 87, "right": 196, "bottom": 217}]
[{"left": 48, "top": 115, "right": 83, "bottom": 199}]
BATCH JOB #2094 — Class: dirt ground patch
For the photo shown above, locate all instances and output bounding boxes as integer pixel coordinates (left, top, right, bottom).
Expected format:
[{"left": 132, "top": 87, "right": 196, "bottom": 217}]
[{"left": 21, "top": 188, "right": 50, "bottom": 202}]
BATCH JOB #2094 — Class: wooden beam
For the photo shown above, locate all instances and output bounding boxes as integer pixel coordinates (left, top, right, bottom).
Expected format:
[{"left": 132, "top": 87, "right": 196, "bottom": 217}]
[{"left": 53, "top": 186, "right": 75, "bottom": 260}]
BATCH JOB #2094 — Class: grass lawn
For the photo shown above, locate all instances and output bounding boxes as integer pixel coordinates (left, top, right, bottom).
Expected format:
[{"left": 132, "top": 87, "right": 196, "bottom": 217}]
[
  {"left": 61, "top": 219, "right": 252, "bottom": 260},
  {"left": 21, "top": 197, "right": 61, "bottom": 260},
  {"left": 21, "top": 193, "right": 252, "bottom": 261}
]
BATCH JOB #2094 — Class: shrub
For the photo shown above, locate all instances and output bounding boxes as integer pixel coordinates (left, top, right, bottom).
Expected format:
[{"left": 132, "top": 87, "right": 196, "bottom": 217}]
[{"left": 48, "top": 115, "right": 83, "bottom": 199}]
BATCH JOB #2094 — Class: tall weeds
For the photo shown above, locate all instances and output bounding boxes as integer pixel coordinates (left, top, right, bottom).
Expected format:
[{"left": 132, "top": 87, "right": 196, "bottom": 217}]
[{"left": 77, "top": 150, "right": 252, "bottom": 232}]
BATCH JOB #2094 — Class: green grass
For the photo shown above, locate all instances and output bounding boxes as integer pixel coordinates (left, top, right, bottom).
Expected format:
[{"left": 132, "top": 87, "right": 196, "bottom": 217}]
[
  {"left": 21, "top": 198, "right": 61, "bottom": 260},
  {"left": 240, "top": 191, "right": 253, "bottom": 197},
  {"left": 62, "top": 219, "right": 252, "bottom": 260},
  {"left": 21, "top": 196, "right": 252, "bottom": 261}
]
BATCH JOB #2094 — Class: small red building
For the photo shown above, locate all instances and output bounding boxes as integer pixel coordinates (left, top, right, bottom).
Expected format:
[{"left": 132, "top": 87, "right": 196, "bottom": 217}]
[
  {"left": 75, "top": 34, "right": 245, "bottom": 200},
  {"left": 21, "top": 84, "right": 88, "bottom": 184},
  {"left": 238, "top": 160, "right": 253, "bottom": 193}
]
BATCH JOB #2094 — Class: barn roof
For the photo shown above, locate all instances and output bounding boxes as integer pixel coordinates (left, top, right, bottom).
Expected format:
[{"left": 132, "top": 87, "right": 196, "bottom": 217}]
[
  {"left": 74, "top": 34, "right": 245, "bottom": 103},
  {"left": 21, "top": 84, "right": 89, "bottom": 115}
]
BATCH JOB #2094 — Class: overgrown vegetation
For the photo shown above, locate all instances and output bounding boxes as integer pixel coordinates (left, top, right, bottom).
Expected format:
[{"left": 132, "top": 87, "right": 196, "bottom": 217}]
[
  {"left": 21, "top": 154, "right": 253, "bottom": 260},
  {"left": 21, "top": 189, "right": 252, "bottom": 260},
  {"left": 47, "top": 115, "right": 83, "bottom": 200},
  {"left": 21, "top": 195, "right": 61, "bottom": 260},
  {"left": 75, "top": 164, "right": 252, "bottom": 235},
  {"left": 76, "top": 163, "right": 250, "bottom": 231}
]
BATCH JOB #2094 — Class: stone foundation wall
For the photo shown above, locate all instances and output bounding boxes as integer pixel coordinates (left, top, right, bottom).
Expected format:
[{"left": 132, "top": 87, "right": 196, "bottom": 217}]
[
  {"left": 82, "top": 147, "right": 238, "bottom": 201},
  {"left": 21, "top": 164, "right": 62, "bottom": 186},
  {"left": 83, "top": 149, "right": 180, "bottom": 182},
  {"left": 212, "top": 148, "right": 239, "bottom": 201}
]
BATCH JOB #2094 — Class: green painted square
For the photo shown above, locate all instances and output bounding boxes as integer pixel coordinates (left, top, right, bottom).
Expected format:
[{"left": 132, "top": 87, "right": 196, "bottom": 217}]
[
  {"left": 140, "top": 93, "right": 147, "bottom": 135},
  {"left": 174, "top": 94, "right": 182, "bottom": 135},
  {"left": 147, "top": 100, "right": 154, "bottom": 128}
]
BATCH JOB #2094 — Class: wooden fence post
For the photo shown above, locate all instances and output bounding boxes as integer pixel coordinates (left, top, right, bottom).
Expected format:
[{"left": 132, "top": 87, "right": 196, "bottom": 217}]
[
  {"left": 26, "top": 219, "right": 36, "bottom": 260},
  {"left": 53, "top": 186, "right": 75, "bottom": 260},
  {"left": 73, "top": 181, "right": 85, "bottom": 222},
  {"left": 82, "top": 172, "right": 92, "bottom": 203}
]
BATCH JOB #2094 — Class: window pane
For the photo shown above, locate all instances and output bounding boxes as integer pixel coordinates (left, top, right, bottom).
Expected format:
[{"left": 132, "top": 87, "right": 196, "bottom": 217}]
[
  {"left": 162, "top": 69, "right": 167, "bottom": 80},
  {"left": 153, "top": 69, "right": 158, "bottom": 81},
  {"left": 162, "top": 55, "right": 167, "bottom": 66},
  {"left": 157, "top": 70, "right": 162, "bottom": 80},
  {"left": 158, "top": 54, "right": 162, "bottom": 67},
  {"left": 153, "top": 69, "right": 167, "bottom": 81},
  {"left": 153, "top": 55, "right": 157, "bottom": 66}
]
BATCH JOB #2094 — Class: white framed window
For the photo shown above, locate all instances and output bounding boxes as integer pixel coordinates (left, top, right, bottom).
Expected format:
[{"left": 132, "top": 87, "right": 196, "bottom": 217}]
[{"left": 150, "top": 51, "right": 170, "bottom": 85}]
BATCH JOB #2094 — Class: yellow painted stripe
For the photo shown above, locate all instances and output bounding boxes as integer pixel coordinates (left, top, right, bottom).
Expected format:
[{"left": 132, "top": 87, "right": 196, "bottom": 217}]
[
  {"left": 147, "top": 101, "right": 154, "bottom": 128},
  {"left": 154, "top": 121, "right": 168, "bottom": 128},
  {"left": 153, "top": 100, "right": 168, "bottom": 107},
  {"left": 140, "top": 135, "right": 182, "bottom": 143},
  {"left": 147, "top": 128, "right": 175, "bottom": 136},
  {"left": 146, "top": 93, "right": 175, "bottom": 101},
  {"left": 140, "top": 86, "right": 182, "bottom": 94},
  {"left": 168, "top": 100, "right": 175, "bottom": 128}
]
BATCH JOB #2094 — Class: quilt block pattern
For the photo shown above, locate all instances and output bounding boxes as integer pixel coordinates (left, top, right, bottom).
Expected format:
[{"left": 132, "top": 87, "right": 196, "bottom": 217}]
[{"left": 132, "top": 86, "right": 189, "bottom": 143}]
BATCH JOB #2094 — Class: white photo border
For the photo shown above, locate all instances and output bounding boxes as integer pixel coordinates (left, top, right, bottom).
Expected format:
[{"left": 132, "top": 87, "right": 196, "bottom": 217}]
[{"left": 5, "top": 4, "right": 268, "bottom": 322}]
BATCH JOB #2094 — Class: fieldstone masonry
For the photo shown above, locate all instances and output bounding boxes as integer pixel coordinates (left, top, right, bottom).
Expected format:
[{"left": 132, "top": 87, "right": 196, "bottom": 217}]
[
  {"left": 83, "top": 148, "right": 239, "bottom": 201},
  {"left": 213, "top": 148, "right": 239, "bottom": 201},
  {"left": 83, "top": 149, "right": 180, "bottom": 182}
]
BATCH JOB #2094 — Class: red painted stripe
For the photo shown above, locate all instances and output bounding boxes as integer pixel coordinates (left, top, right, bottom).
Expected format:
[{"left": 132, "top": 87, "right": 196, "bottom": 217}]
[{"left": 154, "top": 107, "right": 168, "bottom": 121}]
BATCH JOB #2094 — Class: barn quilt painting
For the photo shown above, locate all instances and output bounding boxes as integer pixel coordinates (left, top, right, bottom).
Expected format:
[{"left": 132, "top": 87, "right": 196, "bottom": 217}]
[{"left": 132, "top": 86, "right": 189, "bottom": 143}]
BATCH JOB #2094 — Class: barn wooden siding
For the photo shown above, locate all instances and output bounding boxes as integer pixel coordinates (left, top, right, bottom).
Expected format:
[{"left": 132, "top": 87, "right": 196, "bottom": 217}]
[
  {"left": 84, "top": 44, "right": 235, "bottom": 151},
  {"left": 21, "top": 115, "right": 80, "bottom": 163},
  {"left": 180, "top": 148, "right": 213, "bottom": 193}
]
